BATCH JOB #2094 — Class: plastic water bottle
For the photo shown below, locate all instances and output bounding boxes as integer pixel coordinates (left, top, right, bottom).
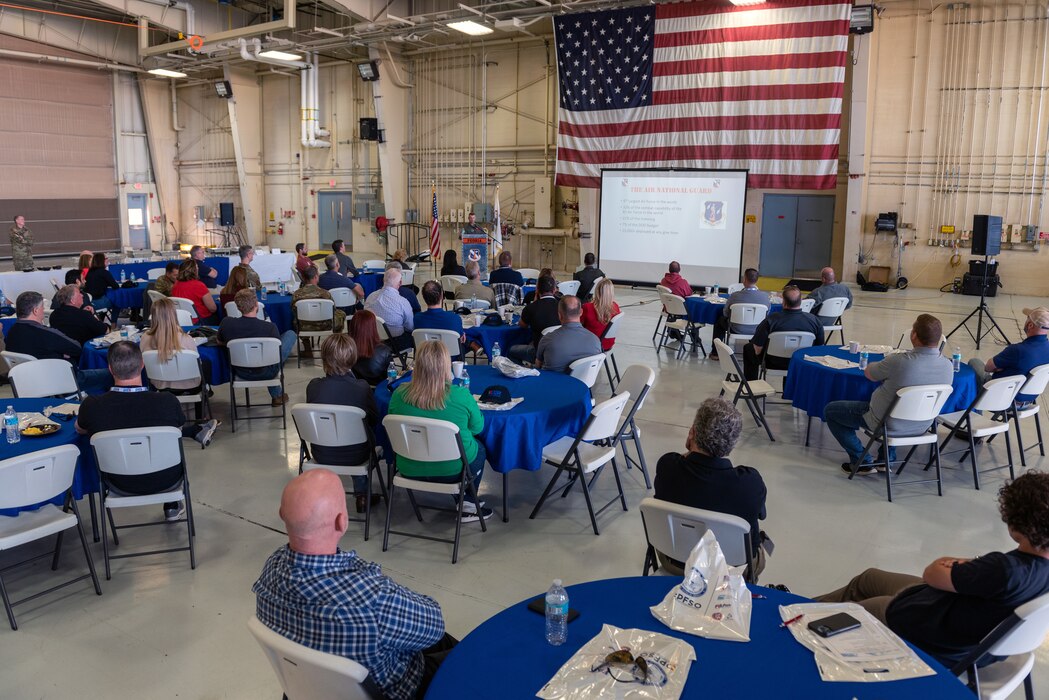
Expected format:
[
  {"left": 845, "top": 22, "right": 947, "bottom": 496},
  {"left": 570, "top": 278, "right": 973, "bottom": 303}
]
[
  {"left": 120, "top": 269, "right": 126, "bottom": 284},
  {"left": 461, "top": 367, "right": 470, "bottom": 392},
  {"left": 471, "top": 292, "right": 477, "bottom": 309},
  {"left": 952, "top": 347, "right": 962, "bottom": 373},
  {"left": 261, "top": 285, "right": 268, "bottom": 301},
  {"left": 492, "top": 341, "right": 501, "bottom": 359},
  {"left": 545, "top": 579, "right": 569, "bottom": 646},
  {"left": 5, "top": 406, "right": 19, "bottom": 444},
  {"left": 387, "top": 366, "right": 398, "bottom": 388},
  {"left": 859, "top": 351, "right": 869, "bottom": 370}
]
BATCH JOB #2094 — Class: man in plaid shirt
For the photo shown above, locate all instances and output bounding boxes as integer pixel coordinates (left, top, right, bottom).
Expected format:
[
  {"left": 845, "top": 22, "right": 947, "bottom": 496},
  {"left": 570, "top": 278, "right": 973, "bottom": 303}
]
[{"left": 253, "top": 469, "right": 455, "bottom": 699}]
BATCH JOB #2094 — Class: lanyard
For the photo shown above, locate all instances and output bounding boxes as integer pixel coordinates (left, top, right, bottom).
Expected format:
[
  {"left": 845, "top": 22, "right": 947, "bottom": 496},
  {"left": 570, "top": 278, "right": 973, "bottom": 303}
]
[{"left": 110, "top": 386, "right": 149, "bottom": 393}]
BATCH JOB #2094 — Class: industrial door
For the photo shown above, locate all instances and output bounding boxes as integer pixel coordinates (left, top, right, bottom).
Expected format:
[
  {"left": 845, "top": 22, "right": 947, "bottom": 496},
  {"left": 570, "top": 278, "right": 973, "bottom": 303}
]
[
  {"left": 127, "top": 193, "right": 149, "bottom": 250},
  {"left": 758, "top": 194, "right": 834, "bottom": 278},
  {"left": 317, "top": 191, "right": 352, "bottom": 249}
]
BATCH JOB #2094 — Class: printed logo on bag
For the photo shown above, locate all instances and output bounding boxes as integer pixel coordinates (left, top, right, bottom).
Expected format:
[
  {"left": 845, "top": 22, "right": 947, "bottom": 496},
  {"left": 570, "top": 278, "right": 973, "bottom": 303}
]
[
  {"left": 680, "top": 568, "right": 707, "bottom": 597},
  {"left": 711, "top": 612, "right": 723, "bottom": 621}
]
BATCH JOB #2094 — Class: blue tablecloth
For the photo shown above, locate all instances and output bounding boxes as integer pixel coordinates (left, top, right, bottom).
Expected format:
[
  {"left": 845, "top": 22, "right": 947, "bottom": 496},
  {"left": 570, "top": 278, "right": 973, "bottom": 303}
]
[
  {"left": 105, "top": 282, "right": 149, "bottom": 309},
  {"left": 1, "top": 316, "right": 15, "bottom": 336},
  {"left": 80, "top": 336, "right": 230, "bottom": 386},
  {"left": 356, "top": 272, "right": 383, "bottom": 297},
  {"left": 110, "top": 256, "right": 231, "bottom": 286},
  {"left": 685, "top": 294, "right": 783, "bottom": 325},
  {"left": 374, "top": 365, "right": 591, "bottom": 473},
  {"left": 463, "top": 317, "right": 531, "bottom": 360},
  {"left": 0, "top": 398, "right": 97, "bottom": 516},
  {"left": 782, "top": 346, "right": 978, "bottom": 421},
  {"left": 425, "top": 576, "right": 971, "bottom": 700},
  {"left": 213, "top": 292, "right": 294, "bottom": 335}
]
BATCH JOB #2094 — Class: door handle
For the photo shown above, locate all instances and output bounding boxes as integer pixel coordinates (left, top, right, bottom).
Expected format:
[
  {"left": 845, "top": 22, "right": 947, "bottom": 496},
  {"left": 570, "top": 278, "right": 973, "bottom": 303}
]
[
  {"left": 339, "top": 202, "right": 344, "bottom": 220},
  {"left": 331, "top": 202, "right": 335, "bottom": 221}
]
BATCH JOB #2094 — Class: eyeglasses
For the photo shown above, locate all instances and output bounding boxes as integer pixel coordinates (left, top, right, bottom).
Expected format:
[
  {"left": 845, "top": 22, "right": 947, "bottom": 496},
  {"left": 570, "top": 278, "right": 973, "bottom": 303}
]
[{"left": 592, "top": 648, "right": 649, "bottom": 682}]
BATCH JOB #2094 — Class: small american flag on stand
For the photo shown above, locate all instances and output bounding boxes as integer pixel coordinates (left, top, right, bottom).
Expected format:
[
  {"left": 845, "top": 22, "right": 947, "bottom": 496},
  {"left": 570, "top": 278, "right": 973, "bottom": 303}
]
[
  {"left": 553, "top": 0, "right": 851, "bottom": 190},
  {"left": 430, "top": 183, "right": 441, "bottom": 259}
]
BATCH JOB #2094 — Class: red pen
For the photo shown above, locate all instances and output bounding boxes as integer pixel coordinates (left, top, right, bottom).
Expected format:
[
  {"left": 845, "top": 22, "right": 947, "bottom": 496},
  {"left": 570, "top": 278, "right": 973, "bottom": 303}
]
[{"left": 779, "top": 614, "right": 804, "bottom": 628}]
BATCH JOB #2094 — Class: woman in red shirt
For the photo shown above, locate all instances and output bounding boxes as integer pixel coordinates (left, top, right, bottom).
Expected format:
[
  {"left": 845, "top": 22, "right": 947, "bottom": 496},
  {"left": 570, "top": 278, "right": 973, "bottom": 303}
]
[
  {"left": 171, "top": 259, "right": 219, "bottom": 325},
  {"left": 581, "top": 278, "right": 620, "bottom": 351}
]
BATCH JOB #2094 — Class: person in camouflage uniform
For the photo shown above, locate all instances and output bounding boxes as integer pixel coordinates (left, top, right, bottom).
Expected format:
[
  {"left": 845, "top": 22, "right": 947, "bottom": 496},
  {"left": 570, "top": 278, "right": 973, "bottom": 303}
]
[
  {"left": 237, "top": 244, "right": 262, "bottom": 289},
  {"left": 292, "top": 264, "right": 345, "bottom": 356},
  {"left": 9, "top": 215, "right": 33, "bottom": 271}
]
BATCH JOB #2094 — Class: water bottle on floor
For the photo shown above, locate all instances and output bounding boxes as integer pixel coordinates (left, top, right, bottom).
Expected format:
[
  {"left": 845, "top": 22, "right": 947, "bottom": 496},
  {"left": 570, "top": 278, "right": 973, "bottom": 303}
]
[
  {"left": 5, "top": 406, "right": 20, "bottom": 444},
  {"left": 545, "top": 579, "right": 569, "bottom": 646},
  {"left": 492, "top": 341, "right": 501, "bottom": 359},
  {"left": 952, "top": 347, "right": 962, "bottom": 373}
]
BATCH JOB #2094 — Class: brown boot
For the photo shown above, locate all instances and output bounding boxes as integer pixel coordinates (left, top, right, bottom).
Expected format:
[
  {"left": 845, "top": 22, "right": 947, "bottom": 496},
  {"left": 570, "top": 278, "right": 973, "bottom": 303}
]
[{"left": 271, "top": 393, "right": 289, "bottom": 406}]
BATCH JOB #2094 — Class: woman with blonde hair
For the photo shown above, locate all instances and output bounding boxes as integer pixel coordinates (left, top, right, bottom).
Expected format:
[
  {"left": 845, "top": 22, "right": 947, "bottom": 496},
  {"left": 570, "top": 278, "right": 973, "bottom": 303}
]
[
  {"left": 140, "top": 297, "right": 213, "bottom": 396},
  {"left": 581, "top": 278, "right": 621, "bottom": 351},
  {"left": 387, "top": 340, "right": 491, "bottom": 521}
]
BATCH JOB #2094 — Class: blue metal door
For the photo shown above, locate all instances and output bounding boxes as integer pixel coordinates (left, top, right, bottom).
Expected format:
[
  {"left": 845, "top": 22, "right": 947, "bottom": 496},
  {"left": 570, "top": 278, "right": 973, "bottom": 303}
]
[
  {"left": 318, "top": 191, "right": 353, "bottom": 248},
  {"left": 758, "top": 194, "right": 798, "bottom": 278}
]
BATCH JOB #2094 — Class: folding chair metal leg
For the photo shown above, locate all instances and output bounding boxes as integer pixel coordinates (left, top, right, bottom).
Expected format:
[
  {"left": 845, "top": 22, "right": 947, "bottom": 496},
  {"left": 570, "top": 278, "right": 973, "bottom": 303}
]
[
  {"left": 651, "top": 314, "right": 664, "bottom": 342},
  {"left": 610, "top": 353, "right": 621, "bottom": 386},
  {"left": 603, "top": 359, "right": 615, "bottom": 389},
  {"left": 382, "top": 471, "right": 395, "bottom": 553},
  {"left": 1036, "top": 413, "right": 1045, "bottom": 456},
  {"left": 578, "top": 465, "right": 601, "bottom": 535},
  {"left": 184, "top": 482, "right": 196, "bottom": 570},
  {"left": 1005, "top": 430, "right": 1016, "bottom": 481},
  {"left": 70, "top": 497, "right": 102, "bottom": 596},
  {"left": 451, "top": 487, "right": 465, "bottom": 565},
  {"left": 805, "top": 415, "right": 813, "bottom": 447},
  {"left": 933, "top": 440, "right": 943, "bottom": 497},
  {"left": 229, "top": 382, "right": 237, "bottom": 433},
  {"left": 501, "top": 472, "right": 509, "bottom": 523},
  {"left": 406, "top": 490, "right": 424, "bottom": 522},
  {"left": 88, "top": 492, "right": 99, "bottom": 542},
  {"left": 101, "top": 497, "right": 112, "bottom": 580},
  {"left": 968, "top": 431, "right": 980, "bottom": 490},
  {"left": 529, "top": 464, "right": 568, "bottom": 521},
  {"left": 362, "top": 472, "right": 373, "bottom": 542},
  {"left": 610, "top": 457, "right": 627, "bottom": 512},
  {"left": 50, "top": 531, "right": 64, "bottom": 571},
  {"left": 0, "top": 573, "right": 16, "bottom": 630},
  {"left": 643, "top": 544, "right": 657, "bottom": 576}
]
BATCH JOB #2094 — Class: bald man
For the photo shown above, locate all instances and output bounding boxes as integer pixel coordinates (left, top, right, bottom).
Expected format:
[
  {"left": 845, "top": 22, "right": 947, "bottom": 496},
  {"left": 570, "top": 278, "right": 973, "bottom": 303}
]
[
  {"left": 253, "top": 470, "right": 456, "bottom": 700},
  {"left": 806, "top": 267, "right": 853, "bottom": 326}
]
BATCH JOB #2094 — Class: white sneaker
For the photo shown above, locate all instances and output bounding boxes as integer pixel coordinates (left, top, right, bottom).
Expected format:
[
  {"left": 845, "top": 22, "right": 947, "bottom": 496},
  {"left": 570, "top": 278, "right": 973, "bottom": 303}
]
[
  {"left": 461, "top": 500, "right": 487, "bottom": 514},
  {"left": 461, "top": 506, "right": 494, "bottom": 522},
  {"left": 164, "top": 504, "right": 186, "bottom": 521}
]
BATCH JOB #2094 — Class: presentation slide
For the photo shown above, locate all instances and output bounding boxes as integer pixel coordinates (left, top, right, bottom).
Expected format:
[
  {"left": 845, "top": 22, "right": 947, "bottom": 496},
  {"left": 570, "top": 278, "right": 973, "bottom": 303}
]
[{"left": 598, "top": 169, "right": 747, "bottom": 287}]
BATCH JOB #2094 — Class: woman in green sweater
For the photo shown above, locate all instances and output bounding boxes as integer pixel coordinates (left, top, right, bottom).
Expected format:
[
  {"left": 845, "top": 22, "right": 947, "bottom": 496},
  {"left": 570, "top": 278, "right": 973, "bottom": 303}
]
[{"left": 388, "top": 340, "right": 492, "bottom": 522}]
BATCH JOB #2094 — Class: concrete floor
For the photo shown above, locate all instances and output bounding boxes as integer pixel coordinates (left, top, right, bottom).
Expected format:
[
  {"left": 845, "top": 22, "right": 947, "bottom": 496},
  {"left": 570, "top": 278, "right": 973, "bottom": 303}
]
[{"left": 0, "top": 283, "right": 1045, "bottom": 698}]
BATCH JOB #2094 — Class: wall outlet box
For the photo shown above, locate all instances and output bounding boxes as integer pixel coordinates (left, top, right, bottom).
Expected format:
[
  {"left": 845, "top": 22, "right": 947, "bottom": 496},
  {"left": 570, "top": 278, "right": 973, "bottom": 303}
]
[
  {"left": 961, "top": 229, "right": 970, "bottom": 240},
  {"left": 1010, "top": 224, "right": 1023, "bottom": 243}
]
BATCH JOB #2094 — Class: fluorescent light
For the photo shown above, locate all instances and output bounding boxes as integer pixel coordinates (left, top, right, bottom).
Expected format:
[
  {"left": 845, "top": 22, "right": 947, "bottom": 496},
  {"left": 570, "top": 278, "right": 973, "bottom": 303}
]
[
  {"left": 447, "top": 20, "right": 493, "bottom": 35},
  {"left": 148, "top": 68, "right": 187, "bottom": 78},
  {"left": 258, "top": 49, "right": 303, "bottom": 61}
]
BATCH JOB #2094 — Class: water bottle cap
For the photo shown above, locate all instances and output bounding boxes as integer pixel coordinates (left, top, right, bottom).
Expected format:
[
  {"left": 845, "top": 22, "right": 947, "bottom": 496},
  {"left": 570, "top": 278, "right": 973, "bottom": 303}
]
[{"left": 553, "top": 578, "right": 562, "bottom": 586}]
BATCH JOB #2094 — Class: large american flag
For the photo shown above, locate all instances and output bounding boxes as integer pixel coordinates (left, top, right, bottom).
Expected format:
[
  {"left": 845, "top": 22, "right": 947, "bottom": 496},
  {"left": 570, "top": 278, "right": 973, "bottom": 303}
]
[{"left": 553, "top": 0, "right": 850, "bottom": 190}]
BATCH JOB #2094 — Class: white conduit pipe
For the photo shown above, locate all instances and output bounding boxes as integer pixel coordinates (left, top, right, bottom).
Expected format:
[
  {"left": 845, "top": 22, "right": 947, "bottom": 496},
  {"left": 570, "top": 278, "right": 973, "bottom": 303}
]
[
  {"left": 171, "top": 79, "right": 184, "bottom": 131},
  {"left": 300, "top": 52, "right": 330, "bottom": 148},
  {"left": 313, "top": 53, "right": 331, "bottom": 139}
]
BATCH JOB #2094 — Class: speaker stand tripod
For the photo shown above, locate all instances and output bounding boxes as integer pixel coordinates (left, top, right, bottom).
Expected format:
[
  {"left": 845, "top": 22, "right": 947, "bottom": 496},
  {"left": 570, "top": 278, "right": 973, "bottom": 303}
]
[{"left": 946, "top": 254, "right": 1008, "bottom": 350}]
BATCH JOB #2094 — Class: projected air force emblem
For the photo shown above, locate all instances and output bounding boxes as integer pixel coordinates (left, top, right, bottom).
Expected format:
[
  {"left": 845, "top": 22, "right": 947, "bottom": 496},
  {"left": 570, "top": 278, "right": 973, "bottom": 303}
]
[{"left": 704, "top": 201, "right": 724, "bottom": 226}]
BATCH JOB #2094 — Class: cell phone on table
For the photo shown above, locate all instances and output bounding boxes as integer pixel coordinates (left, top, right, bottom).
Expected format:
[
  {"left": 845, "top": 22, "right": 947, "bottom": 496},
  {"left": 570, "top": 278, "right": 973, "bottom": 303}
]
[
  {"left": 808, "top": 612, "right": 861, "bottom": 638},
  {"left": 527, "top": 597, "right": 580, "bottom": 623}
]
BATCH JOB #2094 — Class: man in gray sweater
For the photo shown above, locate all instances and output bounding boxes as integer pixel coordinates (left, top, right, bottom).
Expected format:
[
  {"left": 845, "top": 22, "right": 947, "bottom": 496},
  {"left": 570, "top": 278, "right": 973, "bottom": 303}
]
[
  {"left": 807, "top": 266, "right": 853, "bottom": 326},
  {"left": 710, "top": 268, "right": 770, "bottom": 359}
]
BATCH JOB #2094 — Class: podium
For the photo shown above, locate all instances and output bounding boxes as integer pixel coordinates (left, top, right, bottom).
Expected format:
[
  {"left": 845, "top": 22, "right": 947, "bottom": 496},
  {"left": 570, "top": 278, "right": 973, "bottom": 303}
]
[{"left": 462, "top": 234, "right": 489, "bottom": 276}]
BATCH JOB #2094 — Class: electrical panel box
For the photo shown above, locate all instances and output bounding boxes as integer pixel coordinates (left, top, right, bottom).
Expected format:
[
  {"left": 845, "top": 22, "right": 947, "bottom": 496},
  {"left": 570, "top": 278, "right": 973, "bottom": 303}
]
[
  {"left": 472, "top": 203, "right": 493, "bottom": 221},
  {"left": 353, "top": 202, "right": 370, "bottom": 219},
  {"left": 534, "top": 177, "right": 553, "bottom": 228},
  {"left": 405, "top": 209, "right": 419, "bottom": 223},
  {"left": 1010, "top": 224, "right": 1023, "bottom": 243}
]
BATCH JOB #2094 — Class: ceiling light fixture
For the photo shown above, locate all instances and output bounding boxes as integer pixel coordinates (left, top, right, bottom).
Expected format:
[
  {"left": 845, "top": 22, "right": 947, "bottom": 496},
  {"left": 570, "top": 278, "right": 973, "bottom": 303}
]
[
  {"left": 448, "top": 19, "right": 493, "bottom": 35},
  {"left": 148, "top": 68, "right": 187, "bottom": 78},
  {"left": 257, "top": 49, "right": 303, "bottom": 61}
]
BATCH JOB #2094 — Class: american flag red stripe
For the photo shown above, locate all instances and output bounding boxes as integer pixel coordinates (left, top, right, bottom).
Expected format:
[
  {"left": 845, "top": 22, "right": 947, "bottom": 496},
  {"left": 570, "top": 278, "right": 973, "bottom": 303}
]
[
  {"left": 430, "top": 185, "right": 440, "bottom": 259},
  {"left": 553, "top": 0, "right": 851, "bottom": 190}
]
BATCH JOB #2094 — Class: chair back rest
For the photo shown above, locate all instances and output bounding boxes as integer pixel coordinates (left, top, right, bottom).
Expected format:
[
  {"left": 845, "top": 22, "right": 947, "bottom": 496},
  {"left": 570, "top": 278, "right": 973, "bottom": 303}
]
[
  {"left": 292, "top": 404, "right": 369, "bottom": 449},
  {"left": 90, "top": 426, "right": 183, "bottom": 477},
  {"left": 655, "top": 284, "right": 673, "bottom": 296},
  {"left": 713, "top": 338, "right": 742, "bottom": 376},
  {"left": 938, "top": 335, "right": 948, "bottom": 354},
  {"left": 518, "top": 268, "right": 541, "bottom": 283},
  {"left": 989, "top": 592, "right": 1049, "bottom": 656},
  {"left": 147, "top": 268, "right": 165, "bottom": 280},
  {"left": 800, "top": 298, "right": 816, "bottom": 313},
  {"left": 412, "top": 329, "right": 461, "bottom": 357},
  {"left": 639, "top": 497, "right": 751, "bottom": 569},
  {"left": 51, "top": 278, "right": 61, "bottom": 292},
  {"left": 580, "top": 391, "right": 631, "bottom": 441},
  {"left": 1, "top": 350, "right": 37, "bottom": 373},
  {"left": 541, "top": 324, "right": 560, "bottom": 336},
  {"left": 569, "top": 353, "right": 606, "bottom": 388},
  {"left": 142, "top": 349, "right": 202, "bottom": 384},
  {"left": 176, "top": 309, "right": 194, "bottom": 326},
  {"left": 10, "top": 359, "right": 79, "bottom": 398},
  {"left": 887, "top": 384, "right": 954, "bottom": 422},
  {"left": 382, "top": 415, "right": 463, "bottom": 463},
  {"left": 602, "top": 312, "right": 625, "bottom": 340},
  {"left": 400, "top": 268, "right": 415, "bottom": 286},
  {"left": 973, "top": 375, "right": 1025, "bottom": 412},
  {"left": 729, "top": 303, "right": 768, "bottom": 326},
  {"left": 328, "top": 287, "right": 357, "bottom": 308},
  {"left": 660, "top": 293, "right": 687, "bottom": 316},
  {"left": 374, "top": 315, "right": 391, "bottom": 341},
  {"left": 1020, "top": 363, "right": 1049, "bottom": 398},
  {"left": 766, "top": 332, "right": 816, "bottom": 360},
  {"left": 247, "top": 617, "right": 371, "bottom": 700},
  {"left": 296, "top": 299, "right": 335, "bottom": 322},
  {"left": 224, "top": 301, "right": 242, "bottom": 319},
  {"left": 0, "top": 445, "right": 79, "bottom": 510},
  {"left": 616, "top": 364, "right": 655, "bottom": 411},
  {"left": 726, "top": 283, "right": 744, "bottom": 294},
  {"left": 363, "top": 260, "right": 386, "bottom": 270},
  {"left": 228, "top": 337, "right": 282, "bottom": 368},
  {"left": 440, "top": 275, "right": 467, "bottom": 294},
  {"left": 589, "top": 276, "right": 605, "bottom": 291},
  {"left": 147, "top": 290, "right": 167, "bottom": 304},
  {"left": 558, "top": 280, "right": 581, "bottom": 297},
  {"left": 171, "top": 297, "right": 197, "bottom": 316},
  {"left": 491, "top": 283, "right": 523, "bottom": 307},
  {"left": 819, "top": 296, "right": 850, "bottom": 318}
]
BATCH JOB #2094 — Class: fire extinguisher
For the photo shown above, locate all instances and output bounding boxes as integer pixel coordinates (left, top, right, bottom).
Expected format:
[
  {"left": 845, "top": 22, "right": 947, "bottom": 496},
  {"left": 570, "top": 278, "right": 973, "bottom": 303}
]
[{"left": 277, "top": 222, "right": 284, "bottom": 236}]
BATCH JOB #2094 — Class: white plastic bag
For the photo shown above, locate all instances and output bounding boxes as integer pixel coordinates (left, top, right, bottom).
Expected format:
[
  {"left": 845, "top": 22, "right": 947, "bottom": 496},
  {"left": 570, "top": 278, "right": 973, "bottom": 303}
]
[
  {"left": 536, "top": 624, "right": 696, "bottom": 700},
  {"left": 493, "top": 355, "right": 540, "bottom": 378},
  {"left": 650, "top": 530, "right": 752, "bottom": 642}
]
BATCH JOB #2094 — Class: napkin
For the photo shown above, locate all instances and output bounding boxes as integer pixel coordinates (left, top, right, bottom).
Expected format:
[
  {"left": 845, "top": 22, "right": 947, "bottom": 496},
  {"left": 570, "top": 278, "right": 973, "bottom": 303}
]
[{"left": 805, "top": 355, "right": 861, "bottom": 370}]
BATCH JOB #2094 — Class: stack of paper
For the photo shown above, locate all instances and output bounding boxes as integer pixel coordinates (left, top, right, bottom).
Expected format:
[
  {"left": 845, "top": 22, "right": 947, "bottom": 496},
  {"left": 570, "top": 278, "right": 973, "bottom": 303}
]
[
  {"left": 840, "top": 344, "right": 895, "bottom": 355},
  {"left": 805, "top": 355, "right": 860, "bottom": 370}
]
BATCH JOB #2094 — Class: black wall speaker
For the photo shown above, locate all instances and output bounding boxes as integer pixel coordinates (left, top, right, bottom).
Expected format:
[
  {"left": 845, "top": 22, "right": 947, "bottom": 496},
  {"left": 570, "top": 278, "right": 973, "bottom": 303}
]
[
  {"left": 360, "top": 117, "right": 378, "bottom": 141},
  {"left": 219, "top": 202, "right": 235, "bottom": 227},
  {"left": 971, "top": 214, "right": 1002, "bottom": 256}
]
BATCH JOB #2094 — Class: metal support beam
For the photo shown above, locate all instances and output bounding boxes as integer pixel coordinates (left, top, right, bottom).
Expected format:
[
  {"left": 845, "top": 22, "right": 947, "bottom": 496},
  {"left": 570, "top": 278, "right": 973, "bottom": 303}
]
[
  {"left": 139, "top": 0, "right": 296, "bottom": 58},
  {"left": 224, "top": 64, "right": 265, "bottom": 244}
]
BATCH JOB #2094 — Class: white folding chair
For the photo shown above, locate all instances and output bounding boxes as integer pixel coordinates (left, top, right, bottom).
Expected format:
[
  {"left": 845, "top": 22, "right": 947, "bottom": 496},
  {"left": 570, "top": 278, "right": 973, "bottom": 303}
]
[
  {"left": 170, "top": 296, "right": 198, "bottom": 319},
  {"left": 176, "top": 309, "right": 194, "bottom": 326},
  {"left": 1003, "top": 363, "right": 1049, "bottom": 467},
  {"left": 951, "top": 592, "right": 1049, "bottom": 700},
  {"left": 763, "top": 331, "right": 816, "bottom": 387},
  {"left": 612, "top": 364, "right": 655, "bottom": 489},
  {"left": 586, "top": 276, "right": 605, "bottom": 299},
  {"left": 294, "top": 298, "right": 336, "bottom": 368},
  {"left": 227, "top": 337, "right": 286, "bottom": 431},
  {"left": 848, "top": 383, "right": 954, "bottom": 501},
  {"left": 639, "top": 497, "right": 756, "bottom": 583},
  {"left": 142, "top": 349, "right": 210, "bottom": 419},
  {"left": 412, "top": 329, "right": 462, "bottom": 360},
  {"left": 328, "top": 287, "right": 357, "bottom": 310},
  {"left": 714, "top": 338, "right": 776, "bottom": 441},
  {"left": 247, "top": 616, "right": 376, "bottom": 700},
  {"left": 147, "top": 268, "right": 165, "bottom": 281},
  {"left": 363, "top": 259, "right": 386, "bottom": 270},
  {"left": 800, "top": 298, "right": 816, "bottom": 313},
  {"left": 381, "top": 415, "right": 488, "bottom": 564},
  {"left": 529, "top": 392, "right": 631, "bottom": 535},
  {"left": 540, "top": 324, "right": 560, "bottom": 337},
  {"left": 224, "top": 301, "right": 267, "bottom": 321},
  {"left": 600, "top": 312, "right": 626, "bottom": 387},
  {"left": 726, "top": 303, "right": 769, "bottom": 351},
  {"left": 291, "top": 404, "right": 386, "bottom": 541},
  {"left": 651, "top": 284, "right": 674, "bottom": 341},
  {"left": 726, "top": 283, "right": 744, "bottom": 294},
  {"left": 0, "top": 445, "right": 102, "bottom": 630},
  {"left": 557, "top": 280, "right": 581, "bottom": 297},
  {"left": 934, "top": 376, "right": 1025, "bottom": 490},
  {"left": 1, "top": 350, "right": 37, "bottom": 375},
  {"left": 147, "top": 290, "right": 167, "bottom": 305},
  {"left": 569, "top": 353, "right": 606, "bottom": 392},
  {"left": 374, "top": 315, "right": 411, "bottom": 370},
  {"left": 9, "top": 359, "right": 80, "bottom": 399},
  {"left": 518, "top": 268, "right": 541, "bottom": 283},
  {"left": 89, "top": 426, "right": 194, "bottom": 580},
  {"left": 818, "top": 296, "right": 850, "bottom": 344},
  {"left": 657, "top": 293, "right": 705, "bottom": 358},
  {"left": 400, "top": 268, "right": 415, "bottom": 287}
]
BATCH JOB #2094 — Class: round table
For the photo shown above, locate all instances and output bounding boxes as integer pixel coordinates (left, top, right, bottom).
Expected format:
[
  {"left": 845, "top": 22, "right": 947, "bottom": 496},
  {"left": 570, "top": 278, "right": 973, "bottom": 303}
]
[
  {"left": 110, "top": 256, "right": 231, "bottom": 286},
  {"left": 1, "top": 316, "right": 15, "bottom": 336},
  {"left": 80, "top": 336, "right": 231, "bottom": 386},
  {"left": 425, "top": 576, "right": 972, "bottom": 700},
  {"left": 782, "top": 346, "right": 978, "bottom": 422},
  {"left": 463, "top": 316, "right": 531, "bottom": 360},
  {"left": 105, "top": 281, "right": 148, "bottom": 310},
  {"left": 0, "top": 397, "right": 97, "bottom": 517},
  {"left": 356, "top": 272, "right": 383, "bottom": 297},
  {"left": 684, "top": 294, "right": 783, "bottom": 325}
]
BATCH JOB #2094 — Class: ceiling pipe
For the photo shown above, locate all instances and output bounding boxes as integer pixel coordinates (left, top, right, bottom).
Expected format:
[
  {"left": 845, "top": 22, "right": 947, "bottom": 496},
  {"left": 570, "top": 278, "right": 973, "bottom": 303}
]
[
  {"left": 238, "top": 38, "right": 311, "bottom": 69},
  {"left": 300, "top": 52, "right": 330, "bottom": 148},
  {"left": 0, "top": 48, "right": 143, "bottom": 73},
  {"left": 137, "top": 0, "right": 195, "bottom": 36},
  {"left": 313, "top": 52, "right": 331, "bottom": 139},
  {"left": 170, "top": 79, "right": 184, "bottom": 131}
]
